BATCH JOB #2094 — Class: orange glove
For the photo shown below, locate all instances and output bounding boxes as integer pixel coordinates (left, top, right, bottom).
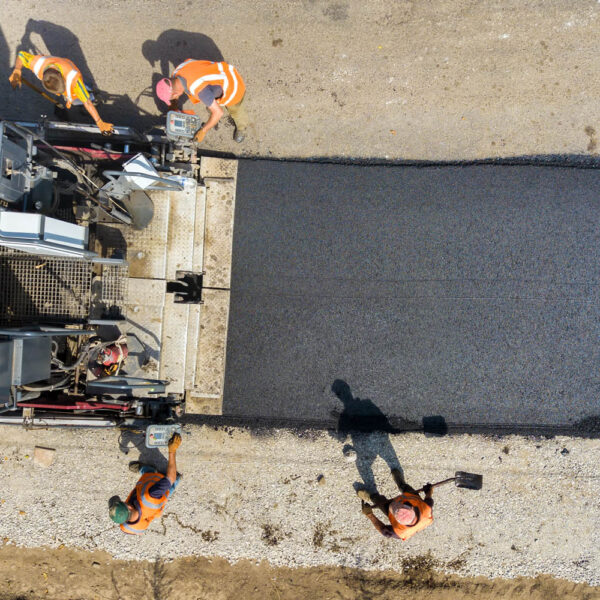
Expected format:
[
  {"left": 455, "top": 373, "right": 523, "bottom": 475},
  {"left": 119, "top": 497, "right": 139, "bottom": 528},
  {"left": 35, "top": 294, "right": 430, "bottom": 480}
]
[
  {"left": 194, "top": 129, "right": 206, "bottom": 144},
  {"left": 168, "top": 432, "right": 182, "bottom": 452},
  {"left": 97, "top": 120, "right": 114, "bottom": 136},
  {"left": 9, "top": 70, "right": 22, "bottom": 89}
]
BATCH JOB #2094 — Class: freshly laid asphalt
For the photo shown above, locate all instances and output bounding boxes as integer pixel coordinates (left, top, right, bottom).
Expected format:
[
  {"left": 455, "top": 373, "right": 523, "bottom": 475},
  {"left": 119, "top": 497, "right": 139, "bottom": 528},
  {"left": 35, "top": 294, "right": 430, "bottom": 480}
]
[{"left": 222, "top": 161, "right": 600, "bottom": 435}]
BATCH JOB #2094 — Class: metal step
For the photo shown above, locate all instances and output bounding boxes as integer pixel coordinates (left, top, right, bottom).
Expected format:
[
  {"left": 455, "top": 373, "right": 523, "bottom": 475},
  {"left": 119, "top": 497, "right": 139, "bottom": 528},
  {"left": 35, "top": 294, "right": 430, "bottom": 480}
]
[
  {"left": 166, "top": 179, "right": 198, "bottom": 280},
  {"left": 185, "top": 157, "right": 237, "bottom": 414},
  {"left": 158, "top": 293, "right": 190, "bottom": 394}
]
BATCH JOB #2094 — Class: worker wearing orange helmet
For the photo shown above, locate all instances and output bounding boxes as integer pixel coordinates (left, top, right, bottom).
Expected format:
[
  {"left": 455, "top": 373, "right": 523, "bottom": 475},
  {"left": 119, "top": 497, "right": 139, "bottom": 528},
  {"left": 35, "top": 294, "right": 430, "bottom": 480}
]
[
  {"left": 156, "top": 59, "right": 248, "bottom": 144},
  {"left": 9, "top": 51, "right": 114, "bottom": 135},
  {"left": 357, "top": 469, "right": 434, "bottom": 540}
]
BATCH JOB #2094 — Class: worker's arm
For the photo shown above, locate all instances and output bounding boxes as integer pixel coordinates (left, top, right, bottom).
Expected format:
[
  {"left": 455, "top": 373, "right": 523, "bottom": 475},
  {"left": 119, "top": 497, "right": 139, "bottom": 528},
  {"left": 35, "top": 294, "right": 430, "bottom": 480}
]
[
  {"left": 423, "top": 483, "right": 434, "bottom": 508},
  {"left": 194, "top": 99, "right": 223, "bottom": 143},
  {"left": 9, "top": 56, "right": 24, "bottom": 88},
  {"left": 362, "top": 503, "right": 399, "bottom": 539},
  {"left": 166, "top": 432, "right": 181, "bottom": 484},
  {"left": 82, "top": 99, "right": 114, "bottom": 135}
]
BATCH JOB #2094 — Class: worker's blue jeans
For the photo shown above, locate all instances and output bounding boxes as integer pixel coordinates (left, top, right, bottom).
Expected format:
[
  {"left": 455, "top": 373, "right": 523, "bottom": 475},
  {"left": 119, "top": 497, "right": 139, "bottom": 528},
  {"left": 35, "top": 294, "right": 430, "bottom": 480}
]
[{"left": 139, "top": 465, "right": 181, "bottom": 494}]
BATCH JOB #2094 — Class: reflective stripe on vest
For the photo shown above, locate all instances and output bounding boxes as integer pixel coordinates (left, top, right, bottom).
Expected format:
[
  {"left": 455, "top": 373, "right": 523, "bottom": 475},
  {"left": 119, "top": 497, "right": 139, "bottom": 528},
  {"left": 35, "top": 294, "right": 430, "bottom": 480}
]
[
  {"left": 221, "top": 64, "right": 239, "bottom": 105},
  {"left": 32, "top": 56, "right": 50, "bottom": 77},
  {"left": 173, "top": 58, "right": 196, "bottom": 72},
  {"left": 64, "top": 69, "right": 78, "bottom": 104},
  {"left": 29, "top": 55, "right": 81, "bottom": 106},
  {"left": 173, "top": 59, "right": 245, "bottom": 107},
  {"left": 120, "top": 522, "right": 144, "bottom": 535},
  {"left": 119, "top": 472, "right": 170, "bottom": 534},
  {"left": 138, "top": 475, "right": 168, "bottom": 510}
]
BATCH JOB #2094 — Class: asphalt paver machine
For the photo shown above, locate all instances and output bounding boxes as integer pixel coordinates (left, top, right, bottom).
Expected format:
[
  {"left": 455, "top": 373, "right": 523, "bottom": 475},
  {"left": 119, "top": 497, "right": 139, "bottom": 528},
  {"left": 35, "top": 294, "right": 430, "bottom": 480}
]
[{"left": 0, "top": 113, "right": 235, "bottom": 427}]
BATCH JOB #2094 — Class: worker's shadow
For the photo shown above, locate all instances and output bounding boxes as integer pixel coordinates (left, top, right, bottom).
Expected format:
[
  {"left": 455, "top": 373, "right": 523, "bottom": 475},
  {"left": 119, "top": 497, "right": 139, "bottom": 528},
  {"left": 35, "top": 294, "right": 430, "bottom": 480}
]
[
  {"left": 16, "top": 19, "right": 97, "bottom": 90},
  {"left": 12, "top": 19, "right": 164, "bottom": 132},
  {"left": 0, "top": 25, "right": 16, "bottom": 119},
  {"left": 329, "top": 379, "right": 404, "bottom": 493},
  {"left": 118, "top": 428, "right": 168, "bottom": 473},
  {"left": 142, "top": 30, "right": 224, "bottom": 114}
]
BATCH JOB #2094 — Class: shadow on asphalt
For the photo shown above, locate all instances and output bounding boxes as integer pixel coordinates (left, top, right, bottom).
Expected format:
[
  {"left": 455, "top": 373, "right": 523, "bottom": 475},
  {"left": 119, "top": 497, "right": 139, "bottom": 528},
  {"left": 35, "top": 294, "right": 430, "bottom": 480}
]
[{"left": 329, "top": 379, "right": 403, "bottom": 490}]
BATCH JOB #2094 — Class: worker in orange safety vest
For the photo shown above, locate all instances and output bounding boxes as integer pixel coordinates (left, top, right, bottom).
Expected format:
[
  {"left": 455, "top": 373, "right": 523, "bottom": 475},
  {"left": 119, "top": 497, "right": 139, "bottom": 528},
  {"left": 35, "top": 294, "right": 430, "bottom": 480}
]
[
  {"left": 9, "top": 51, "right": 114, "bottom": 135},
  {"left": 357, "top": 469, "right": 434, "bottom": 540},
  {"left": 109, "top": 432, "right": 182, "bottom": 534},
  {"left": 156, "top": 59, "right": 248, "bottom": 144}
]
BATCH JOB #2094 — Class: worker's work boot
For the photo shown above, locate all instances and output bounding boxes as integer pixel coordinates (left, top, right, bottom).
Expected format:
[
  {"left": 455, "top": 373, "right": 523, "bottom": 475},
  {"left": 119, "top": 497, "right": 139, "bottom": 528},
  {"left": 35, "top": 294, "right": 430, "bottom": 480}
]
[
  {"left": 356, "top": 489, "right": 373, "bottom": 503},
  {"left": 128, "top": 461, "right": 154, "bottom": 473},
  {"left": 233, "top": 128, "right": 246, "bottom": 143}
]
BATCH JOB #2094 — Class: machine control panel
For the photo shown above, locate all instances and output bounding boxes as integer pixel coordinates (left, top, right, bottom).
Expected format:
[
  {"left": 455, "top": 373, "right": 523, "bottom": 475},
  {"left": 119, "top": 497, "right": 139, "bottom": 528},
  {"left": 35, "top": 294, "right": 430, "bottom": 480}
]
[
  {"left": 145, "top": 423, "right": 183, "bottom": 448},
  {"left": 165, "top": 111, "right": 203, "bottom": 141}
]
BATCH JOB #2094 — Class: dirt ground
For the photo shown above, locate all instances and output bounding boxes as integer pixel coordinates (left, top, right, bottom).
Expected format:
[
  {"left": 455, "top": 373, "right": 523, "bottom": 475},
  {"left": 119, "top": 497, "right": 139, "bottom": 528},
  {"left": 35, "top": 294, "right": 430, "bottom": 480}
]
[{"left": 0, "top": 545, "right": 598, "bottom": 600}]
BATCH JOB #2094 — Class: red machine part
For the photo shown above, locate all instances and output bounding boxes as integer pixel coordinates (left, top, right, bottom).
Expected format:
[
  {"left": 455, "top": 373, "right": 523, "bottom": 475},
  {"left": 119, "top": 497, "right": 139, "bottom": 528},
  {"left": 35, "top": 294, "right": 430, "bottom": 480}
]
[
  {"left": 17, "top": 399, "right": 132, "bottom": 412},
  {"left": 97, "top": 343, "right": 129, "bottom": 366}
]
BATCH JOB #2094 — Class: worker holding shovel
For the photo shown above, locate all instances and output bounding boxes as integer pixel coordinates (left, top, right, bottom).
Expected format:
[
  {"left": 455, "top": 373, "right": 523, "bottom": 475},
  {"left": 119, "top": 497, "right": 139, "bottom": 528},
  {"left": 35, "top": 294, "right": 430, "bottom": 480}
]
[
  {"left": 9, "top": 51, "right": 114, "bottom": 135},
  {"left": 358, "top": 469, "right": 434, "bottom": 540},
  {"left": 358, "top": 469, "right": 482, "bottom": 540}
]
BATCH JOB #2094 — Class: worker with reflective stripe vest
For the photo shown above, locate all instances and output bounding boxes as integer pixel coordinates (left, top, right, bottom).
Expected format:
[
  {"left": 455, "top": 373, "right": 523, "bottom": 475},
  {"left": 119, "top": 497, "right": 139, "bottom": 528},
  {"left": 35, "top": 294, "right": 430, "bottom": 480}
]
[
  {"left": 155, "top": 58, "right": 249, "bottom": 144},
  {"left": 9, "top": 51, "right": 114, "bottom": 135},
  {"left": 109, "top": 432, "right": 182, "bottom": 534},
  {"left": 357, "top": 469, "right": 434, "bottom": 540}
]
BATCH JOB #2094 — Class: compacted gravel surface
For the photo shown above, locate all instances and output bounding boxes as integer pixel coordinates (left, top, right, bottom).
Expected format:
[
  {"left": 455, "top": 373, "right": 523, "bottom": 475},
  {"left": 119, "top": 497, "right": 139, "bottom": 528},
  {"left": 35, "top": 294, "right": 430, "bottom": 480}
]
[{"left": 0, "top": 425, "right": 598, "bottom": 585}]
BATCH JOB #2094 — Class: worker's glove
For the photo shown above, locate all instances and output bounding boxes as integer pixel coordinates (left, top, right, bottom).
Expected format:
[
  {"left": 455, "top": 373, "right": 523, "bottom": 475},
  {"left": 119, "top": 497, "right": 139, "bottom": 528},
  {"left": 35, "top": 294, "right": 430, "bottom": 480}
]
[
  {"left": 97, "top": 120, "right": 114, "bottom": 136},
  {"left": 194, "top": 129, "right": 206, "bottom": 144},
  {"left": 361, "top": 501, "right": 373, "bottom": 516},
  {"left": 168, "top": 432, "right": 182, "bottom": 452},
  {"left": 423, "top": 483, "right": 433, "bottom": 495},
  {"left": 9, "top": 70, "right": 22, "bottom": 89}
]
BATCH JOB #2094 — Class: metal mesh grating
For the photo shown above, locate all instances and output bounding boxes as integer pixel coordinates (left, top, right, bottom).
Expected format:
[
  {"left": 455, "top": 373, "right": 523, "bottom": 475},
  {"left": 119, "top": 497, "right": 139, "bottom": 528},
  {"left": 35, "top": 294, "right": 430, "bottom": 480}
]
[
  {"left": 0, "top": 247, "right": 92, "bottom": 325},
  {"left": 100, "top": 263, "right": 128, "bottom": 312}
]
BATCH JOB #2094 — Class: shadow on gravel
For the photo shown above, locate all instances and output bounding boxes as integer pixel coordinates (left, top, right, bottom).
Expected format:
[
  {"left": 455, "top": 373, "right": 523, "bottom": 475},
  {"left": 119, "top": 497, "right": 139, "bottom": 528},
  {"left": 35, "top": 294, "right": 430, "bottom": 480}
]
[
  {"left": 117, "top": 428, "right": 168, "bottom": 473},
  {"left": 0, "top": 27, "right": 12, "bottom": 115},
  {"left": 329, "top": 379, "right": 404, "bottom": 491},
  {"left": 141, "top": 30, "right": 224, "bottom": 116},
  {"left": 16, "top": 19, "right": 97, "bottom": 90}
]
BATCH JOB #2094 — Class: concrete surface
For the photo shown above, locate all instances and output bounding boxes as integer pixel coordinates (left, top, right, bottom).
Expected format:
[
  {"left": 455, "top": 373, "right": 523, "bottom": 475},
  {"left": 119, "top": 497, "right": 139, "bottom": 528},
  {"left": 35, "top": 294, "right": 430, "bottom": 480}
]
[
  {"left": 1, "top": 1, "right": 600, "bottom": 160},
  {"left": 223, "top": 161, "right": 600, "bottom": 432},
  {"left": 0, "top": 424, "right": 598, "bottom": 585}
]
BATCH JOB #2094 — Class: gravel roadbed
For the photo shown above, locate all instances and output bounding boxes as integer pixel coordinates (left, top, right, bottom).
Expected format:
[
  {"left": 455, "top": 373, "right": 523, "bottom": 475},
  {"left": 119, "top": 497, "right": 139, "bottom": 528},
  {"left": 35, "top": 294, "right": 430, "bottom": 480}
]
[{"left": 0, "top": 424, "right": 598, "bottom": 585}]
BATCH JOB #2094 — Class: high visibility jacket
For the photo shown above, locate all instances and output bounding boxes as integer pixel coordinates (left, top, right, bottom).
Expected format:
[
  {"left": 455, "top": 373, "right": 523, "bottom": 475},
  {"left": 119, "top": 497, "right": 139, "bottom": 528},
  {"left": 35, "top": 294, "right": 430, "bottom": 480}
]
[
  {"left": 172, "top": 59, "right": 245, "bottom": 107},
  {"left": 120, "top": 473, "right": 171, "bottom": 535},
  {"left": 17, "top": 51, "right": 90, "bottom": 108},
  {"left": 388, "top": 492, "right": 433, "bottom": 541}
]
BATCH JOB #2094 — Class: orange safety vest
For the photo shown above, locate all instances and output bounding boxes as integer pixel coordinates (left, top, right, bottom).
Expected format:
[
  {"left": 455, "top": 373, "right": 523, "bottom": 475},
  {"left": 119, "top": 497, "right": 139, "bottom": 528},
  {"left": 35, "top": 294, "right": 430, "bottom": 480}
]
[
  {"left": 388, "top": 492, "right": 434, "bottom": 541},
  {"left": 27, "top": 55, "right": 86, "bottom": 108},
  {"left": 172, "top": 59, "right": 245, "bottom": 107},
  {"left": 120, "top": 472, "right": 171, "bottom": 535}
]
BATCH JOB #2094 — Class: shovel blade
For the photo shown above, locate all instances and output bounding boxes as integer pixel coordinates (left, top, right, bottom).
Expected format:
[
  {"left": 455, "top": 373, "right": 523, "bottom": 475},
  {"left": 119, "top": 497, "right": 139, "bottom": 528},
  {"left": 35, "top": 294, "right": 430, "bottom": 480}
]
[{"left": 454, "top": 471, "right": 483, "bottom": 490}]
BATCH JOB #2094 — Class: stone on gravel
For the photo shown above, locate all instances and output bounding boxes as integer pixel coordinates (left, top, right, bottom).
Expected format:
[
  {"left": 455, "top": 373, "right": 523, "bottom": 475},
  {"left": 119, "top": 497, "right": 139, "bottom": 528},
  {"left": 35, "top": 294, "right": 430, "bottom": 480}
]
[{"left": 33, "top": 447, "right": 56, "bottom": 468}]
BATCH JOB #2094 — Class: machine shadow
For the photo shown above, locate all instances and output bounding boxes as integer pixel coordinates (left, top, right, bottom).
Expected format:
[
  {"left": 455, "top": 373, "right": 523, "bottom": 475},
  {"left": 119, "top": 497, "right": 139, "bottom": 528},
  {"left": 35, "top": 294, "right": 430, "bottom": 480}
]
[
  {"left": 118, "top": 428, "right": 168, "bottom": 473},
  {"left": 329, "top": 379, "right": 404, "bottom": 492}
]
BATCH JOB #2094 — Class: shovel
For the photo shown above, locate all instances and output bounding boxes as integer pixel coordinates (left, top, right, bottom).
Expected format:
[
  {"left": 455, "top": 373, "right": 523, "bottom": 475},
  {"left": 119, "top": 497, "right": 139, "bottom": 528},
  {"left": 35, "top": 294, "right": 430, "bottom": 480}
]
[
  {"left": 21, "top": 77, "right": 65, "bottom": 109},
  {"left": 416, "top": 471, "right": 483, "bottom": 493}
]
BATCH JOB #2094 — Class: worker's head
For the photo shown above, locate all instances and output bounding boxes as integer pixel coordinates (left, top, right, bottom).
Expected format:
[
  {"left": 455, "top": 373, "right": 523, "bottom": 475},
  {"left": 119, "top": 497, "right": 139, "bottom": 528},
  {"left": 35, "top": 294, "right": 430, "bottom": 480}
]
[
  {"left": 156, "top": 77, "right": 184, "bottom": 105},
  {"left": 389, "top": 500, "right": 417, "bottom": 526},
  {"left": 108, "top": 496, "right": 130, "bottom": 524},
  {"left": 42, "top": 68, "right": 65, "bottom": 94}
]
